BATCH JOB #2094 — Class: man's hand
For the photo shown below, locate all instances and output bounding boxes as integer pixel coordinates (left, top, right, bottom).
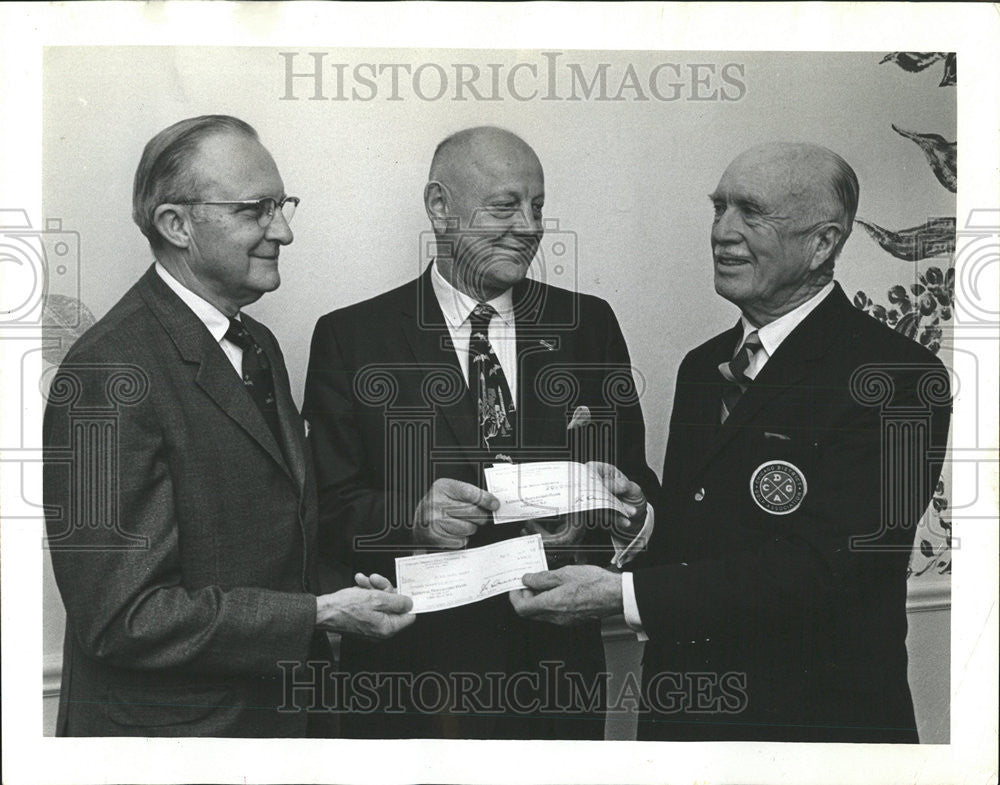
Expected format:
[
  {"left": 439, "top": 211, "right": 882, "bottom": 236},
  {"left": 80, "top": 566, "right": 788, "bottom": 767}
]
[
  {"left": 508, "top": 565, "right": 623, "bottom": 626},
  {"left": 353, "top": 572, "right": 395, "bottom": 591},
  {"left": 588, "top": 461, "right": 647, "bottom": 539},
  {"left": 315, "top": 585, "right": 415, "bottom": 639},
  {"left": 413, "top": 478, "right": 499, "bottom": 549},
  {"left": 520, "top": 513, "right": 588, "bottom": 548}
]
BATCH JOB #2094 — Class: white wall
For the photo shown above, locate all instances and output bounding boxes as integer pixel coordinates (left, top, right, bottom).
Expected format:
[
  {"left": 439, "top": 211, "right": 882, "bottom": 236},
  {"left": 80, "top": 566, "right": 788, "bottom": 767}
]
[{"left": 40, "top": 47, "right": 956, "bottom": 739}]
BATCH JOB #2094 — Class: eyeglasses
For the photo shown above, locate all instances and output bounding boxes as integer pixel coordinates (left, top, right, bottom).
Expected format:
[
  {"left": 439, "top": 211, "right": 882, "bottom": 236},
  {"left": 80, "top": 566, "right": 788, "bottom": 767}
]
[{"left": 175, "top": 196, "right": 300, "bottom": 227}]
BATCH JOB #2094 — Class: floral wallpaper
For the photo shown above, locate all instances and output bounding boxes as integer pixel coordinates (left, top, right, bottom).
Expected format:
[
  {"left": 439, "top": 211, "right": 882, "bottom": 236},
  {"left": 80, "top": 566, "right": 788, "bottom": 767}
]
[{"left": 853, "top": 52, "right": 956, "bottom": 580}]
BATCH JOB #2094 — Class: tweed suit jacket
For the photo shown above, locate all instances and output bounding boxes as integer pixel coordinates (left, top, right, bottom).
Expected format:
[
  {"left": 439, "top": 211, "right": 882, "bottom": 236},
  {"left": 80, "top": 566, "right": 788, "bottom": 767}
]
[{"left": 44, "top": 265, "right": 322, "bottom": 737}]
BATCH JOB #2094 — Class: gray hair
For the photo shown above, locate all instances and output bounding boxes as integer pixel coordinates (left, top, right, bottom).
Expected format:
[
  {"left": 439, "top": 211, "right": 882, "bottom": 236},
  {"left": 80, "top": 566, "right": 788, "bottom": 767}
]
[
  {"left": 132, "top": 115, "right": 257, "bottom": 248},
  {"left": 827, "top": 149, "right": 859, "bottom": 260}
]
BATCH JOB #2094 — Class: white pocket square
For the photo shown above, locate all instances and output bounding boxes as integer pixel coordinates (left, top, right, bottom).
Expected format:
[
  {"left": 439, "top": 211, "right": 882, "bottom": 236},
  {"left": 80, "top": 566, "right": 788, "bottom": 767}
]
[{"left": 567, "top": 405, "right": 591, "bottom": 430}]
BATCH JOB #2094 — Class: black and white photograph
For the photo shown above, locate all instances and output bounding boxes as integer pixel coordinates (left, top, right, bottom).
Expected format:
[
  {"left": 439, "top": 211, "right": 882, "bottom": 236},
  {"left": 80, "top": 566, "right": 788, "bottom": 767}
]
[{"left": 1, "top": 3, "right": 997, "bottom": 784}]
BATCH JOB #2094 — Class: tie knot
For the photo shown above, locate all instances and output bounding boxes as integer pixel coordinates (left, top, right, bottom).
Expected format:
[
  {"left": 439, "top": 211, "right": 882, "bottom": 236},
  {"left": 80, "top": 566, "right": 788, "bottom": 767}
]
[
  {"left": 224, "top": 317, "right": 253, "bottom": 351},
  {"left": 470, "top": 303, "right": 497, "bottom": 326},
  {"left": 740, "top": 330, "right": 762, "bottom": 355},
  {"left": 719, "top": 330, "right": 762, "bottom": 386}
]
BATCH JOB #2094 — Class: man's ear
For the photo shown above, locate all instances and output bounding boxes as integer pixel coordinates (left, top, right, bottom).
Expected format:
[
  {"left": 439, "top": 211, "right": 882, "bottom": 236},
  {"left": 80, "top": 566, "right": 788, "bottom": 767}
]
[
  {"left": 152, "top": 204, "right": 192, "bottom": 250},
  {"left": 424, "top": 181, "right": 452, "bottom": 229},
  {"left": 808, "top": 222, "right": 843, "bottom": 270}
]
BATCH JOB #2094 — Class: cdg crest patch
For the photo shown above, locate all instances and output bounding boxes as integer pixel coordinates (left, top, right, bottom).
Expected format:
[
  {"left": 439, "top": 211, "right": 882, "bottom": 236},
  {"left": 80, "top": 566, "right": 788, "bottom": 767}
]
[{"left": 750, "top": 461, "right": 807, "bottom": 515}]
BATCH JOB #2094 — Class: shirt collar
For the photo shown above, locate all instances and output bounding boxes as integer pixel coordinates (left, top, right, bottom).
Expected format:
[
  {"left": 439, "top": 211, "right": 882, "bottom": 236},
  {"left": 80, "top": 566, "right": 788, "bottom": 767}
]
[
  {"left": 740, "top": 281, "right": 835, "bottom": 357},
  {"left": 430, "top": 259, "right": 515, "bottom": 328},
  {"left": 155, "top": 262, "right": 233, "bottom": 343}
]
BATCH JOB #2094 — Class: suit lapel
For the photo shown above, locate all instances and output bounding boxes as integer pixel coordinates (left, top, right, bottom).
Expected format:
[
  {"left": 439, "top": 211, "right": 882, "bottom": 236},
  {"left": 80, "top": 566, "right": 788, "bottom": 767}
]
[
  {"left": 692, "top": 286, "right": 845, "bottom": 476},
  {"left": 137, "top": 267, "right": 295, "bottom": 482},
  {"left": 512, "top": 278, "right": 570, "bottom": 449},
  {"left": 676, "top": 322, "right": 741, "bottom": 480},
  {"left": 399, "top": 269, "right": 480, "bottom": 452}
]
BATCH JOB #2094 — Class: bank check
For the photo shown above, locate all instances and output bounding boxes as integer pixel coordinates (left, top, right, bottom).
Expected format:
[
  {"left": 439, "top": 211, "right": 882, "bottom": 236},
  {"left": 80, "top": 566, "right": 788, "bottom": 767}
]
[
  {"left": 395, "top": 534, "right": 548, "bottom": 613},
  {"left": 484, "top": 460, "right": 633, "bottom": 524}
]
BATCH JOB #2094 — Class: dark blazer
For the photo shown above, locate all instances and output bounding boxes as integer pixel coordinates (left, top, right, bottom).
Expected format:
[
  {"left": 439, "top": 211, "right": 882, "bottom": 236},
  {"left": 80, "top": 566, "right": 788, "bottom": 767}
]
[
  {"left": 632, "top": 284, "right": 951, "bottom": 743},
  {"left": 304, "top": 266, "right": 657, "bottom": 739},
  {"left": 44, "top": 265, "right": 323, "bottom": 737}
]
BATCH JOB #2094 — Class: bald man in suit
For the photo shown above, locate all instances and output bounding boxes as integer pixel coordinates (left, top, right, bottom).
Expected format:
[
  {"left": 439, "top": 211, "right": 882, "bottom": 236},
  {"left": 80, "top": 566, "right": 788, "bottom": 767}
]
[{"left": 305, "top": 126, "right": 657, "bottom": 739}]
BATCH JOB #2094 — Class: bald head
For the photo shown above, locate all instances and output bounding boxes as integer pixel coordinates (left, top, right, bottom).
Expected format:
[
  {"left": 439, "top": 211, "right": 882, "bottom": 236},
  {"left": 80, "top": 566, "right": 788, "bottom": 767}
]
[
  {"left": 425, "top": 126, "right": 545, "bottom": 301},
  {"left": 710, "top": 142, "right": 859, "bottom": 325},
  {"left": 723, "top": 142, "right": 858, "bottom": 243},
  {"left": 429, "top": 126, "right": 542, "bottom": 188}
]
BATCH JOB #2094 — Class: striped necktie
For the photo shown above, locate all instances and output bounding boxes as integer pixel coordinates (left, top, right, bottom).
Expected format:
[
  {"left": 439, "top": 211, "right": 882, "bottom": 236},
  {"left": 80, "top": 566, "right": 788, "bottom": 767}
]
[{"left": 718, "top": 330, "right": 762, "bottom": 424}]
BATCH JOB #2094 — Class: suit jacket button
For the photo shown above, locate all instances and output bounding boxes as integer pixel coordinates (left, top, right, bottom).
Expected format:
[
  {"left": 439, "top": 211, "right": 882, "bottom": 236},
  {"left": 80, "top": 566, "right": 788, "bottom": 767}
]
[{"left": 694, "top": 488, "right": 706, "bottom": 501}]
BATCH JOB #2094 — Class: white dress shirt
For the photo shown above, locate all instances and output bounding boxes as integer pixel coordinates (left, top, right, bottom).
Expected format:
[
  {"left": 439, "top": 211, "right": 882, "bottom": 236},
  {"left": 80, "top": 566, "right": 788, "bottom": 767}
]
[
  {"left": 430, "top": 259, "right": 654, "bottom": 567},
  {"left": 621, "top": 282, "right": 836, "bottom": 640},
  {"left": 430, "top": 260, "right": 517, "bottom": 391},
  {"left": 155, "top": 262, "right": 244, "bottom": 376}
]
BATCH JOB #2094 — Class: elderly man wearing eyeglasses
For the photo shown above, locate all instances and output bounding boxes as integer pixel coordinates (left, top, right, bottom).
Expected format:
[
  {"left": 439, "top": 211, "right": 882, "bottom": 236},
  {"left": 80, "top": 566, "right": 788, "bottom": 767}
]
[{"left": 43, "top": 115, "right": 415, "bottom": 738}]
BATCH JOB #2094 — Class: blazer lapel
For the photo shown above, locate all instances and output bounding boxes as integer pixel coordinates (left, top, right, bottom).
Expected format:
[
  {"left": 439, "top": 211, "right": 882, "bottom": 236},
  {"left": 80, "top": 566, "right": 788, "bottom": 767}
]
[
  {"left": 137, "top": 267, "right": 294, "bottom": 481},
  {"left": 693, "top": 286, "right": 845, "bottom": 475},
  {"left": 679, "top": 322, "right": 741, "bottom": 479}
]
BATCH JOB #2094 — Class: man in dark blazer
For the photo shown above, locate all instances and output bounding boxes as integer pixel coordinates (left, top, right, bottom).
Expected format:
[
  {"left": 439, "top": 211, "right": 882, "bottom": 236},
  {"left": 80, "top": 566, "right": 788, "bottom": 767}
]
[
  {"left": 304, "top": 126, "right": 657, "bottom": 739},
  {"left": 510, "top": 142, "right": 951, "bottom": 743},
  {"left": 43, "top": 115, "right": 414, "bottom": 737}
]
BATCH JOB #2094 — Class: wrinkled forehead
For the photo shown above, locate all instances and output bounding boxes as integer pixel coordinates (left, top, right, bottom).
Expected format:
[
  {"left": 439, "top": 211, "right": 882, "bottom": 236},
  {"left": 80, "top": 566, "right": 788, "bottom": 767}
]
[
  {"left": 448, "top": 137, "right": 544, "bottom": 196},
  {"left": 716, "top": 146, "right": 835, "bottom": 217}
]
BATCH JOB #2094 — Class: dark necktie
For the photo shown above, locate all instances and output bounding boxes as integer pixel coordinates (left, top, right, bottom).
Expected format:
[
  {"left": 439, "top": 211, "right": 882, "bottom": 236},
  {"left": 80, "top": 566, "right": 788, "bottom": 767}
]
[
  {"left": 718, "top": 330, "right": 762, "bottom": 424},
  {"left": 224, "top": 317, "right": 282, "bottom": 445},
  {"left": 468, "top": 303, "right": 516, "bottom": 451}
]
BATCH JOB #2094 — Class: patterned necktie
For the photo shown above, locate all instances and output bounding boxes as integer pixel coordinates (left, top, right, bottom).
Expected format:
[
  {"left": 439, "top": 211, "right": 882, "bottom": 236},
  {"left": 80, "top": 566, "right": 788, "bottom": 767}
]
[
  {"left": 468, "top": 303, "right": 516, "bottom": 450},
  {"left": 224, "top": 317, "right": 282, "bottom": 445},
  {"left": 718, "top": 330, "right": 762, "bottom": 424}
]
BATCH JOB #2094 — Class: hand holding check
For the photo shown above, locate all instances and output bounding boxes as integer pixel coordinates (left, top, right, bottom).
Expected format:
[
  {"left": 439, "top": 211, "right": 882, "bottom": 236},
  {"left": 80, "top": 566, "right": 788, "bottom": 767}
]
[
  {"left": 509, "top": 565, "right": 624, "bottom": 626},
  {"left": 315, "top": 574, "right": 415, "bottom": 639},
  {"left": 413, "top": 477, "right": 500, "bottom": 549},
  {"left": 587, "top": 461, "right": 648, "bottom": 539},
  {"left": 508, "top": 462, "right": 647, "bottom": 626}
]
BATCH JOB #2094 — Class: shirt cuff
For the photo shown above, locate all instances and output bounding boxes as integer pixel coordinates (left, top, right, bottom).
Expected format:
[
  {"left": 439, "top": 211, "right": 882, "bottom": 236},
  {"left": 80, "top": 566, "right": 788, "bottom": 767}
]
[
  {"left": 620, "top": 571, "right": 649, "bottom": 642},
  {"left": 611, "top": 503, "right": 654, "bottom": 569}
]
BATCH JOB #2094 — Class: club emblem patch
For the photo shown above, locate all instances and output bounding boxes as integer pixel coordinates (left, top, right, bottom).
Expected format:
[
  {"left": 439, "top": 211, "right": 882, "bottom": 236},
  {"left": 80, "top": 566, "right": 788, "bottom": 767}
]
[{"left": 750, "top": 461, "right": 807, "bottom": 515}]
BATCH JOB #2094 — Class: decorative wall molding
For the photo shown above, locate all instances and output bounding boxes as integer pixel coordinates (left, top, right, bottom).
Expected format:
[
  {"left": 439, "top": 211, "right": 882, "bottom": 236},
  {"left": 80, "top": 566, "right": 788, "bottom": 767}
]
[
  {"left": 906, "top": 577, "right": 952, "bottom": 613},
  {"left": 43, "top": 653, "right": 62, "bottom": 698}
]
